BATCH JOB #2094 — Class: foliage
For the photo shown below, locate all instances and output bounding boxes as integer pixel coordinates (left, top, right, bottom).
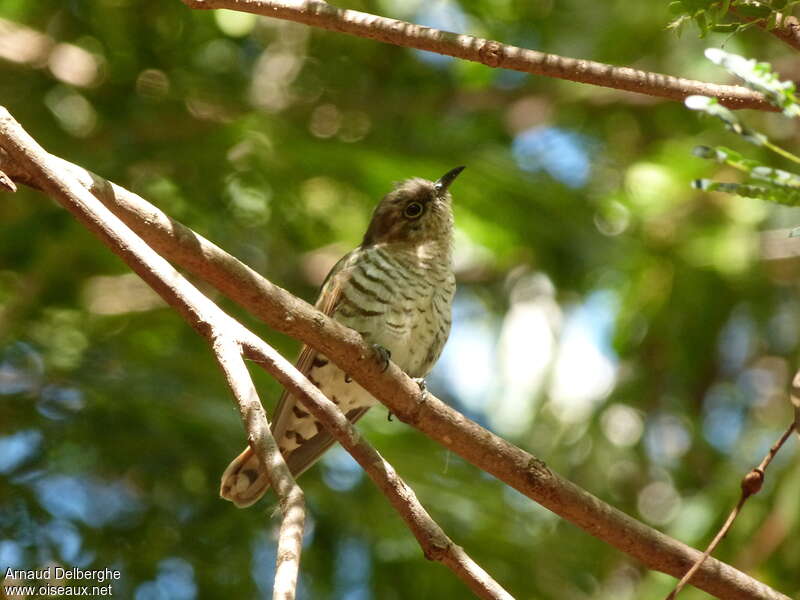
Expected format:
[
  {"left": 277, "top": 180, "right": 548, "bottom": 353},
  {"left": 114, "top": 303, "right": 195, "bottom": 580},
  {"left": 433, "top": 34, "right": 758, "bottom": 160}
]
[
  {"left": 668, "top": 0, "right": 800, "bottom": 37},
  {"left": 1, "top": 1, "right": 799, "bottom": 599},
  {"left": 687, "top": 49, "right": 800, "bottom": 208}
]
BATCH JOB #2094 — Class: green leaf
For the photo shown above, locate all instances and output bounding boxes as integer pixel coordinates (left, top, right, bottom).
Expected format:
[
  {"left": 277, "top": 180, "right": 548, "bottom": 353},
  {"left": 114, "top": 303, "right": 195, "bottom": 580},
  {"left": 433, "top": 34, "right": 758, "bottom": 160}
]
[
  {"left": 704, "top": 49, "right": 800, "bottom": 117},
  {"left": 667, "top": 14, "right": 692, "bottom": 30},
  {"left": 732, "top": 0, "right": 772, "bottom": 17},
  {"left": 684, "top": 95, "right": 768, "bottom": 145},
  {"left": 693, "top": 179, "right": 800, "bottom": 204},
  {"left": 682, "top": 0, "right": 718, "bottom": 9},
  {"left": 695, "top": 11, "right": 709, "bottom": 35},
  {"left": 669, "top": 0, "right": 687, "bottom": 14}
]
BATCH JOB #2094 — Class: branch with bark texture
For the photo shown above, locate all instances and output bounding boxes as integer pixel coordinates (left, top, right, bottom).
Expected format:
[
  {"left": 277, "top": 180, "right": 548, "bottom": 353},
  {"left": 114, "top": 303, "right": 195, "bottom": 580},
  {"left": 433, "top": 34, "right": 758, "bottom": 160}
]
[
  {"left": 0, "top": 109, "right": 306, "bottom": 600},
  {"left": 213, "top": 337, "right": 305, "bottom": 600},
  {"left": 181, "top": 0, "right": 775, "bottom": 111},
  {"left": 0, "top": 132, "right": 789, "bottom": 600},
  {"left": 731, "top": 8, "right": 800, "bottom": 52},
  {"left": 238, "top": 339, "right": 513, "bottom": 600},
  {"left": 0, "top": 108, "right": 511, "bottom": 600}
]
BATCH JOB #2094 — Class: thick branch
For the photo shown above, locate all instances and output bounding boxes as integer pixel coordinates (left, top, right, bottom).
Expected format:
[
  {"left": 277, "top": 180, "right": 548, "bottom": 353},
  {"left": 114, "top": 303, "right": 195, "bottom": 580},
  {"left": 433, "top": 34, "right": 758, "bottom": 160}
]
[
  {"left": 0, "top": 149, "right": 788, "bottom": 599},
  {"left": 0, "top": 110, "right": 509, "bottom": 600},
  {"left": 181, "top": 0, "right": 775, "bottom": 111}
]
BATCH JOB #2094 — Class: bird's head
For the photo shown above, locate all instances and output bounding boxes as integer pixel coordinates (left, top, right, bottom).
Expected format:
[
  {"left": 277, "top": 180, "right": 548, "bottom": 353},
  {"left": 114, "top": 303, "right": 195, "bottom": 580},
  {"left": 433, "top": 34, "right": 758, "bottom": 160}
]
[{"left": 362, "top": 166, "right": 464, "bottom": 248}]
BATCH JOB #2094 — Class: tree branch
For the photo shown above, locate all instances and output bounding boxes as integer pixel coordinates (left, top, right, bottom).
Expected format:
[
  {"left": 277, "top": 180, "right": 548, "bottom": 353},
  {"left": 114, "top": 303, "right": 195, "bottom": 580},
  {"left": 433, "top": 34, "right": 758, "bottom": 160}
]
[
  {"left": 236, "top": 336, "right": 513, "bottom": 600},
  {"left": 731, "top": 8, "right": 800, "bottom": 52},
  {"left": 0, "top": 107, "right": 306, "bottom": 600},
  {"left": 213, "top": 336, "right": 305, "bottom": 600},
  {"left": 666, "top": 421, "right": 797, "bottom": 600},
  {"left": 0, "top": 108, "right": 510, "bottom": 600},
  {"left": 0, "top": 137, "right": 789, "bottom": 599},
  {"left": 180, "top": 0, "right": 775, "bottom": 112}
]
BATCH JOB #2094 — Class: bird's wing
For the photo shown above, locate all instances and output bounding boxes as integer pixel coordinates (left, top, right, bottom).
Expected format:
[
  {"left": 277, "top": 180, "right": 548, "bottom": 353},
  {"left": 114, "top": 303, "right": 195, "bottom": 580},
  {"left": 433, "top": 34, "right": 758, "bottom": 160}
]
[
  {"left": 221, "top": 249, "right": 370, "bottom": 507},
  {"left": 271, "top": 249, "right": 355, "bottom": 446}
]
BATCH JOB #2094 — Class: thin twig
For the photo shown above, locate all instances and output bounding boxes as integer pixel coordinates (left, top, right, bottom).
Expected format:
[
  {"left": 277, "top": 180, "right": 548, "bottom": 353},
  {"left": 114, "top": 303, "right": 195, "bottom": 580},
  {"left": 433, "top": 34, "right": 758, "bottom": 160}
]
[
  {"left": 0, "top": 169, "right": 16, "bottom": 192},
  {"left": 790, "top": 370, "right": 800, "bottom": 435},
  {"left": 666, "top": 421, "right": 797, "bottom": 600},
  {"left": 0, "top": 107, "right": 511, "bottom": 600},
  {"left": 731, "top": 8, "right": 800, "bottom": 52},
  {"left": 0, "top": 125, "right": 790, "bottom": 600},
  {"left": 181, "top": 0, "right": 775, "bottom": 112},
  {"left": 213, "top": 337, "right": 305, "bottom": 600}
]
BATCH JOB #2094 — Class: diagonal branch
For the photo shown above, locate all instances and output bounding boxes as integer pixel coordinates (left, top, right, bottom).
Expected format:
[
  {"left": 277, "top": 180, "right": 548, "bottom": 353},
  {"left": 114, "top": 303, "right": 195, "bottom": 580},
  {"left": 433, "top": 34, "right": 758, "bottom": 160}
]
[
  {"left": 0, "top": 108, "right": 511, "bottom": 600},
  {"left": 0, "top": 107, "right": 306, "bottom": 600},
  {"left": 213, "top": 336, "right": 305, "bottom": 600},
  {"left": 234, "top": 332, "right": 514, "bottom": 600},
  {"left": 0, "top": 141, "right": 789, "bottom": 599},
  {"left": 181, "top": 0, "right": 775, "bottom": 112}
]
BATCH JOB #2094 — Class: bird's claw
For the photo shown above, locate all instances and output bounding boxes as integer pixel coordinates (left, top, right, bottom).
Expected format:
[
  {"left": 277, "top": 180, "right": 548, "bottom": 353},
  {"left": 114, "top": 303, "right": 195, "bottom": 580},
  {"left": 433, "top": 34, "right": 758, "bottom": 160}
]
[
  {"left": 373, "top": 345, "right": 391, "bottom": 372},
  {"left": 413, "top": 377, "right": 428, "bottom": 401},
  {"left": 387, "top": 410, "right": 393, "bottom": 422}
]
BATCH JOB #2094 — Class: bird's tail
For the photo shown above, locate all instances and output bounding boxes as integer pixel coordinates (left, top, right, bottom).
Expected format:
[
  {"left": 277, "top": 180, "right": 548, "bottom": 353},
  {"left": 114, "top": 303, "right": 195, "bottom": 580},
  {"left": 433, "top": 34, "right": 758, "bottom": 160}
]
[
  {"left": 220, "top": 403, "right": 373, "bottom": 508},
  {"left": 219, "top": 446, "right": 271, "bottom": 508}
]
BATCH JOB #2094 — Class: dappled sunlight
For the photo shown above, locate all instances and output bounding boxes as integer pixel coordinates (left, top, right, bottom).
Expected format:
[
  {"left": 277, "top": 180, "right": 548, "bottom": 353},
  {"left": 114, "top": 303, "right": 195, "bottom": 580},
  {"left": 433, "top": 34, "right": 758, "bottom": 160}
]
[
  {"left": 492, "top": 272, "right": 559, "bottom": 435},
  {"left": 435, "top": 281, "right": 619, "bottom": 439},
  {"left": 0, "top": 18, "right": 102, "bottom": 87},
  {"left": 0, "top": 429, "right": 42, "bottom": 474},
  {"left": 134, "top": 558, "right": 197, "bottom": 600},
  {"left": 321, "top": 446, "right": 363, "bottom": 492},
  {"left": 83, "top": 274, "right": 166, "bottom": 315},
  {"left": 0, "top": 342, "right": 43, "bottom": 396},
  {"left": 3, "top": 0, "right": 800, "bottom": 597},
  {"left": 412, "top": 1, "right": 470, "bottom": 67},
  {"left": 547, "top": 292, "right": 618, "bottom": 424},
  {"left": 34, "top": 476, "right": 143, "bottom": 529},
  {"left": 637, "top": 480, "right": 682, "bottom": 526},
  {"left": 512, "top": 126, "right": 592, "bottom": 188}
]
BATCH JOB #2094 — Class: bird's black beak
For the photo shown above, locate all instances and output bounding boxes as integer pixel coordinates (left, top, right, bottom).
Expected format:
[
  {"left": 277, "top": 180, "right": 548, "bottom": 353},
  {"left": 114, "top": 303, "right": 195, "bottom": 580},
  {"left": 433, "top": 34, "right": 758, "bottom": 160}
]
[{"left": 434, "top": 165, "right": 465, "bottom": 195}]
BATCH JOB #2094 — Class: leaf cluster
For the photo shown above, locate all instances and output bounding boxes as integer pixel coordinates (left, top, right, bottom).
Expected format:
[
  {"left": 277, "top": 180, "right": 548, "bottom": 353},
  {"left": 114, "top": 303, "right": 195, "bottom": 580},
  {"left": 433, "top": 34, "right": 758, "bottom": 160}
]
[
  {"left": 687, "top": 49, "right": 800, "bottom": 209},
  {"left": 668, "top": 0, "right": 800, "bottom": 37}
]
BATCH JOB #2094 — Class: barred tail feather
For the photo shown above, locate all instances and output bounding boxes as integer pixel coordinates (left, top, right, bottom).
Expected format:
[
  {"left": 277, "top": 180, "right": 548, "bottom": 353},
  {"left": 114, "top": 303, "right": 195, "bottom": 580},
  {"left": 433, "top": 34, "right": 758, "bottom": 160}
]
[
  {"left": 220, "top": 406, "right": 371, "bottom": 508},
  {"left": 219, "top": 446, "right": 271, "bottom": 508}
]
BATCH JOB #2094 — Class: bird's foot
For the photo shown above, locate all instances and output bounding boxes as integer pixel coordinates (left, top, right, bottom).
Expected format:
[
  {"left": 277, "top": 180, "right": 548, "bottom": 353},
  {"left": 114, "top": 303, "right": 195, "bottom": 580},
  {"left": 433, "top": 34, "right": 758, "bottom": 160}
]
[
  {"left": 387, "top": 410, "right": 393, "bottom": 422},
  {"left": 413, "top": 377, "right": 428, "bottom": 400},
  {"left": 373, "top": 344, "right": 392, "bottom": 372}
]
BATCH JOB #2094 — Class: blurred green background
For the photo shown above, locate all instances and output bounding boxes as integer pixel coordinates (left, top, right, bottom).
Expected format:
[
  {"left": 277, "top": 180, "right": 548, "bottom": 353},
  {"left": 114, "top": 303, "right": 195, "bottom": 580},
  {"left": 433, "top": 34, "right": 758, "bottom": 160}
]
[{"left": 1, "top": 1, "right": 799, "bottom": 598}]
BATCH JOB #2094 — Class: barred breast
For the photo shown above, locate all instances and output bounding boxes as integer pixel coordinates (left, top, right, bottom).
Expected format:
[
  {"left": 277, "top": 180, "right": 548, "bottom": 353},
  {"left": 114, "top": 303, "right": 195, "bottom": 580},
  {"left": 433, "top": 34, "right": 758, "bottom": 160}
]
[
  {"left": 336, "top": 244, "right": 454, "bottom": 377},
  {"left": 277, "top": 242, "right": 454, "bottom": 453}
]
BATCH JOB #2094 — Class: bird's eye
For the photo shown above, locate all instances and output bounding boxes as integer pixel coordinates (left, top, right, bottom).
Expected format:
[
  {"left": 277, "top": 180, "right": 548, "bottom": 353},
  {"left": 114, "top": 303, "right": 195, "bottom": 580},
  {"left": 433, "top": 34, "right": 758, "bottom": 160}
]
[{"left": 404, "top": 202, "right": 424, "bottom": 219}]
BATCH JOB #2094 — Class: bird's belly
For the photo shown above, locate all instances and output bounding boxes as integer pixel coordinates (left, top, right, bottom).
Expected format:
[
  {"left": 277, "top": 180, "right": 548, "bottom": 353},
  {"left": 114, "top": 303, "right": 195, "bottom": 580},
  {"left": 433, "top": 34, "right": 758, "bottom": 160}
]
[
  {"left": 367, "top": 312, "right": 432, "bottom": 376},
  {"left": 333, "top": 251, "right": 454, "bottom": 378},
  {"left": 314, "top": 361, "right": 375, "bottom": 413}
]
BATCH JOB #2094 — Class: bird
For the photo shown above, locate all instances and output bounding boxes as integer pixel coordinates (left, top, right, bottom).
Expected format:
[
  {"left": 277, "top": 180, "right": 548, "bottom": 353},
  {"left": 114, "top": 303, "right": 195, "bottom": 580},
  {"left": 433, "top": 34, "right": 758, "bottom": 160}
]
[{"left": 220, "top": 166, "right": 464, "bottom": 507}]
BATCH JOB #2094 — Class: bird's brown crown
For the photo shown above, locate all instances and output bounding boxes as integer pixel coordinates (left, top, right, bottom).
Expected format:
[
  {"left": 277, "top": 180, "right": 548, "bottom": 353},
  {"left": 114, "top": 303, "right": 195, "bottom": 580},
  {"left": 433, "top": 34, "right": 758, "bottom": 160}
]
[{"left": 362, "top": 167, "right": 463, "bottom": 247}]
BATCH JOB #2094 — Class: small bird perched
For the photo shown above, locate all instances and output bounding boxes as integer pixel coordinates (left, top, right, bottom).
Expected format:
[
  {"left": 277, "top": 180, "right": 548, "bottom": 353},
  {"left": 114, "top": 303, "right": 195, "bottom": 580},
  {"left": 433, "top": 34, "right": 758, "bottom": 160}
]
[{"left": 220, "top": 166, "right": 464, "bottom": 507}]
